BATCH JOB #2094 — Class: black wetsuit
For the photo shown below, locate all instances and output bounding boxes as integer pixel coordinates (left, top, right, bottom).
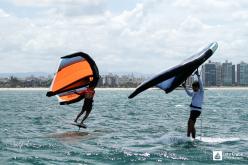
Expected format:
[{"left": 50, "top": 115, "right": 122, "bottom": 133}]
[
  {"left": 82, "top": 97, "right": 94, "bottom": 112},
  {"left": 74, "top": 95, "right": 94, "bottom": 123}
]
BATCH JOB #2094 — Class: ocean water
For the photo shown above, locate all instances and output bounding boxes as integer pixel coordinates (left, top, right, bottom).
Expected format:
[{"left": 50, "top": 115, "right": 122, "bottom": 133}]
[{"left": 0, "top": 88, "right": 248, "bottom": 164}]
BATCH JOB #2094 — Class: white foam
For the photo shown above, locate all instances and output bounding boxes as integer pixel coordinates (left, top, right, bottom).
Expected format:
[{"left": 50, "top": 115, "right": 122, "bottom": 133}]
[
  {"left": 145, "top": 135, "right": 241, "bottom": 145},
  {"left": 175, "top": 104, "right": 183, "bottom": 107},
  {"left": 195, "top": 136, "right": 240, "bottom": 143},
  {"left": 150, "top": 135, "right": 193, "bottom": 145}
]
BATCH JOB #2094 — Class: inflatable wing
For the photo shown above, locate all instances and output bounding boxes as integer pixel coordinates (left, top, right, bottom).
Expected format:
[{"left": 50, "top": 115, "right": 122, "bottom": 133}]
[
  {"left": 128, "top": 42, "right": 218, "bottom": 99},
  {"left": 46, "top": 52, "right": 99, "bottom": 105}
]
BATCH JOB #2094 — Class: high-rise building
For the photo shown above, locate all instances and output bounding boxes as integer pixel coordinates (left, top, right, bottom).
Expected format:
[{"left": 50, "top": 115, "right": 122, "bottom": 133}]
[
  {"left": 186, "top": 75, "right": 194, "bottom": 86},
  {"left": 222, "top": 60, "right": 233, "bottom": 86},
  {"left": 237, "top": 62, "right": 248, "bottom": 86},
  {"left": 232, "top": 65, "right": 236, "bottom": 85},
  {"left": 237, "top": 64, "right": 240, "bottom": 85},
  {"left": 215, "top": 62, "right": 222, "bottom": 86},
  {"left": 202, "top": 61, "right": 216, "bottom": 86}
]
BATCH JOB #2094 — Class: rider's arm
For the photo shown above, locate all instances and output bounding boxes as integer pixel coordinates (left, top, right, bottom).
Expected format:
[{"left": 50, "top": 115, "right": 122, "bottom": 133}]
[
  {"left": 197, "top": 74, "right": 204, "bottom": 92},
  {"left": 182, "top": 83, "right": 193, "bottom": 97}
]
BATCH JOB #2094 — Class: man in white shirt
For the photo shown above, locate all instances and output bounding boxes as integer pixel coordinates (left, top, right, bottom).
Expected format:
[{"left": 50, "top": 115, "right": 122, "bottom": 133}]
[{"left": 182, "top": 70, "right": 204, "bottom": 139}]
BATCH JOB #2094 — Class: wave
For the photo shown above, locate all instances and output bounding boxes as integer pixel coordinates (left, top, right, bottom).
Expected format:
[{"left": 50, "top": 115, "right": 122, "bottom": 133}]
[
  {"left": 144, "top": 135, "right": 193, "bottom": 145},
  {"left": 144, "top": 134, "right": 242, "bottom": 145}
]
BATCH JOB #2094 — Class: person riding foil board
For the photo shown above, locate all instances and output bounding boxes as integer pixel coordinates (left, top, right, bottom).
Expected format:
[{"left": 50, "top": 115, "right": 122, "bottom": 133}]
[
  {"left": 182, "top": 69, "right": 204, "bottom": 140},
  {"left": 74, "top": 86, "right": 95, "bottom": 127}
]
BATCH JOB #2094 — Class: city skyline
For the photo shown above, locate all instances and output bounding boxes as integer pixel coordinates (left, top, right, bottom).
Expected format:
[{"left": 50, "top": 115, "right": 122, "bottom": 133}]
[
  {"left": 0, "top": 0, "right": 248, "bottom": 74},
  {"left": 0, "top": 59, "right": 247, "bottom": 76},
  {"left": 202, "top": 60, "right": 248, "bottom": 86},
  {"left": 1, "top": 60, "right": 248, "bottom": 88}
]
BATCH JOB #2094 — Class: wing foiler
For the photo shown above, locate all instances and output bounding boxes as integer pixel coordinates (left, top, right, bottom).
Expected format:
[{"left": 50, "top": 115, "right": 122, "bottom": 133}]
[
  {"left": 46, "top": 52, "right": 99, "bottom": 105},
  {"left": 128, "top": 42, "right": 218, "bottom": 99}
]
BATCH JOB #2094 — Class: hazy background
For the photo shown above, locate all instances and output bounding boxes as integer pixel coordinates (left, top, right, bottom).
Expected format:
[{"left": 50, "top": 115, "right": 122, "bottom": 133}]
[{"left": 0, "top": 0, "right": 248, "bottom": 74}]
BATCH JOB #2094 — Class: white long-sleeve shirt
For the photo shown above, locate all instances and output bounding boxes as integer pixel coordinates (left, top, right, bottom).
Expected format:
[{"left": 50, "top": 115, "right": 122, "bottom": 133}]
[{"left": 184, "top": 75, "right": 204, "bottom": 111}]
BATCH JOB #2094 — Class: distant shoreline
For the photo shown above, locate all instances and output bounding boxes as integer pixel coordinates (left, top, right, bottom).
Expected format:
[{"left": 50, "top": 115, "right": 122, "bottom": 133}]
[
  {"left": 1, "top": 87, "right": 248, "bottom": 91},
  {"left": 0, "top": 88, "right": 135, "bottom": 91},
  {"left": 206, "top": 87, "right": 248, "bottom": 90}
]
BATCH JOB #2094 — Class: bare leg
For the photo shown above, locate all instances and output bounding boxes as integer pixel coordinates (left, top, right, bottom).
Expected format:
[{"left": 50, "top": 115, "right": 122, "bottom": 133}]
[
  {"left": 188, "top": 119, "right": 195, "bottom": 138},
  {"left": 187, "top": 119, "right": 191, "bottom": 137},
  {"left": 188, "top": 110, "right": 200, "bottom": 139},
  {"left": 192, "top": 122, "right": 196, "bottom": 139}
]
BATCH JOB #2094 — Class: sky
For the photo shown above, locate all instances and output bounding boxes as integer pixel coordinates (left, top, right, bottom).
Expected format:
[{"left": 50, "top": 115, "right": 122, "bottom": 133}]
[{"left": 0, "top": 0, "right": 248, "bottom": 74}]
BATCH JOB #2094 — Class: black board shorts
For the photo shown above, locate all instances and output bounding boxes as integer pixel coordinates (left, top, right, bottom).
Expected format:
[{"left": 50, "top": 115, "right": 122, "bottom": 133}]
[{"left": 189, "top": 110, "right": 201, "bottom": 123}]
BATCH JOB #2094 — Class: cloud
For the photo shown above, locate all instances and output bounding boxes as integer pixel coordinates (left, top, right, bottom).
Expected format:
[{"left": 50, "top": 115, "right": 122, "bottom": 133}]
[
  {"left": 10, "top": 0, "right": 104, "bottom": 7},
  {"left": 10, "top": 0, "right": 106, "bottom": 16},
  {"left": 0, "top": 0, "right": 248, "bottom": 73},
  {"left": 0, "top": 9, "right": 10, "bottom": 17}
]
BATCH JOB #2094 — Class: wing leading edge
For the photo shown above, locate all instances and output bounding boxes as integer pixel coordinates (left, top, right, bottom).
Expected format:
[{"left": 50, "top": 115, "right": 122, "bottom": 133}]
[{"left": 128, "top": 42, "right": 218, "bottom": 99}]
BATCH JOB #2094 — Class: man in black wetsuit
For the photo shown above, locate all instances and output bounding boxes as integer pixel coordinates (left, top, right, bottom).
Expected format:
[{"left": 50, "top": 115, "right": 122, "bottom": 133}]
[{"left": 74, "top": 87, "right": 95, "bottom": 126}]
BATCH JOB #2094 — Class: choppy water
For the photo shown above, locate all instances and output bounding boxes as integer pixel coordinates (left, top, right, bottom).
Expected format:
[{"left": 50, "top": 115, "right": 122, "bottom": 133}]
[{"left": 0, "top": 88, "right": 248, "bottom": 164}]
